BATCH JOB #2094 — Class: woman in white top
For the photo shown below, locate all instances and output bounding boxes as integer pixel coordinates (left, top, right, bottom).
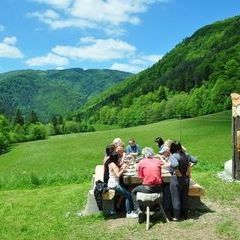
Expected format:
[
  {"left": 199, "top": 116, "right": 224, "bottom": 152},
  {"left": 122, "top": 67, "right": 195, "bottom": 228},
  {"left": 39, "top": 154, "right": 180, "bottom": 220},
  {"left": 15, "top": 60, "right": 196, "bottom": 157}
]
[{"left": 108, "top": 152, "right": 137, "bottom": 218}]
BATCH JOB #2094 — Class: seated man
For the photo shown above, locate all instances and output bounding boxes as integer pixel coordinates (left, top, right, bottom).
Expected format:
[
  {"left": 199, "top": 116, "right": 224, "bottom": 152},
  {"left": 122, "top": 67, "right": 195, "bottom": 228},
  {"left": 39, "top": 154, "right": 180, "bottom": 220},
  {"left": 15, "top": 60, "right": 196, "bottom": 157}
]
[
  {"left": 126, "top": 138, "right": 141, "bottom": 158},
  {"left": 155, "top": 145, "right": 171, "bottom": 165},
  {"left": 131, "top": 147, "right": 163, "bottom": 213}
]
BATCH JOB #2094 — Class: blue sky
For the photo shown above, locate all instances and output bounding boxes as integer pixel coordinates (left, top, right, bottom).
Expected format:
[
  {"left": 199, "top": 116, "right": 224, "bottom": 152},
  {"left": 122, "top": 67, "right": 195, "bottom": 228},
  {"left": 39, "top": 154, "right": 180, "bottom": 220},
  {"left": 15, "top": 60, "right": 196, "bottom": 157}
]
[{"left": 0, "top": 0, "right": 239, "bottom": 73}]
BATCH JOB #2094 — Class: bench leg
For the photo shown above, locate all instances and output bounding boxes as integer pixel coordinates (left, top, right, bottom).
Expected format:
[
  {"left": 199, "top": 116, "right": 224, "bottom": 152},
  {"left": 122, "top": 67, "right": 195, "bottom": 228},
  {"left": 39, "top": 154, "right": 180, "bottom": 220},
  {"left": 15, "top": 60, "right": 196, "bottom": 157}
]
[
  {"left": 146, "top": 206, "right": 150, "bottom": 230},
  {"left": 102, "top": 199, "right": 115, "bottom": 215}
]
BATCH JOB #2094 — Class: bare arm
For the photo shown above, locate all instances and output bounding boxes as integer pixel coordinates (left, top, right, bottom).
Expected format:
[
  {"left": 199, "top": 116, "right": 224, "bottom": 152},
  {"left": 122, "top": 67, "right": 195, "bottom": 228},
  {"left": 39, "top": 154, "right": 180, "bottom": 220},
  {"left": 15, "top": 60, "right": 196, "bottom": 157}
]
[{"left": 110, "top": 162, "right": 128, "bottom": 178}]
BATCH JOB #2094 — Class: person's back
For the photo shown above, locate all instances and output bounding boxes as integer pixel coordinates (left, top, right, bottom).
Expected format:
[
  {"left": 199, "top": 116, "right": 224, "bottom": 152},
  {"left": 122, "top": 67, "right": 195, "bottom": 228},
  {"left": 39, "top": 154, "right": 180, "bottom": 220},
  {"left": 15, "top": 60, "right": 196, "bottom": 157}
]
[
  {"left": 131, "top": 147, "right": 163, "bottom": 214},
  {"left": 169, "top": 141, "right": 198, "bottom": 220},
  {"left": 103, "top": 144, "right": 115, "bottom": 183},
  {"left": 138, "top": 157, "right": 162, "bottom": 185},
  {"left": 108, "top": 161, "right": 120, "bottom": 188}
]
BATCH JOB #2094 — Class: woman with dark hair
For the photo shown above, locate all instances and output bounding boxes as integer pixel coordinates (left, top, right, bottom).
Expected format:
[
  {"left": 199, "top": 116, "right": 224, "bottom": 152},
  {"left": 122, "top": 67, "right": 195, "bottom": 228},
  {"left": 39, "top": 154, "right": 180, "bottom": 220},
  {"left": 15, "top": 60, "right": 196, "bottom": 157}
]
[
  {"left": 103, "top": 144, "right": 115, "bottom": 184},
  {"left": 169, "top": 141, "right": 198, "bottom": 221},
  {"left": 108, "top": 152, "right": 137, "bottom": 218},
  {"left": 155, "top": 137, "right": 164, "bottom": 150}
]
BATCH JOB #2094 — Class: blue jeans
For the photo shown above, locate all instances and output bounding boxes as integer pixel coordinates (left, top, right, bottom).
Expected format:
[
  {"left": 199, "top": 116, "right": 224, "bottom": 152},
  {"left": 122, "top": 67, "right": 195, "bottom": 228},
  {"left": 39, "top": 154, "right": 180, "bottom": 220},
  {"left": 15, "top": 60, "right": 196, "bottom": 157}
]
[
  {"left": 170, "top": 175, "right": 190, "bottom": 219},
  {"left": 115, "top": 184, "right": 134, "bottom": 214}
]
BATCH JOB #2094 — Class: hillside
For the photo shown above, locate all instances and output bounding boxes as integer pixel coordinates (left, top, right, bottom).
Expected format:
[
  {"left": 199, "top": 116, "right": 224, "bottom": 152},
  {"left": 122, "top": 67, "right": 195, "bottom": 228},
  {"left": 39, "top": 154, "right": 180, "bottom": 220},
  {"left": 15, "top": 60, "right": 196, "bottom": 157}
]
[
  {"left": 0, "top": 68, "right": 132, "bottom": 121},
  {"left": 1, "top": 111, "right": 240, "bottom": 239},
  {"left": 0, "top": 111, "right": 231, "bottom": 190},
  {"left": 80, "top": 16, "right": 240, "bottom": 126}
]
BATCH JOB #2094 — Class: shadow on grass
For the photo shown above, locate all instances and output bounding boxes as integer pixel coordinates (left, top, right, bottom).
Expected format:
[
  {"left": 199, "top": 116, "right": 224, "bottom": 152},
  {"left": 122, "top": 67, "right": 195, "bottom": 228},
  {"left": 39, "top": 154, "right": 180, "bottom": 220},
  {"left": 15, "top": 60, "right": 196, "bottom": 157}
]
[
  {"left": 103, "top": 198, "right": 214, "bottom": 230},
  {"left": 187, "top": 198, "right": 215, "bottom": 220},
  {"left": 0, "top": 143, "right": 19, "bottom": 156}
]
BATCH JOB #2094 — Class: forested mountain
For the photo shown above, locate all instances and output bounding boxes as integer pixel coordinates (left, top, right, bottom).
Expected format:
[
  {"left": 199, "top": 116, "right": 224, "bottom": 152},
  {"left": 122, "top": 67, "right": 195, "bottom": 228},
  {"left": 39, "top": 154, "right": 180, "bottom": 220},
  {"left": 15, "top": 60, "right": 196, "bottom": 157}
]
[
  {"left": 0, "top": 69, "right": 132, "bottom": 121},
  {"left": 80, "top": 16, "right": 240, "bottom": 127}
]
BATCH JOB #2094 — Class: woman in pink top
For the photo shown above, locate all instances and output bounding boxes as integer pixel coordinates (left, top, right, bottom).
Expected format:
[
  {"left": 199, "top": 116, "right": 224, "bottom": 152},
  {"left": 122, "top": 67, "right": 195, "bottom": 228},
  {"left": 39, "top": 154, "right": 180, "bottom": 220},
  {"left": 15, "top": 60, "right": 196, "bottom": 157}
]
[{"left": 131, "top": 147, "right": 163, "bottom": 213}]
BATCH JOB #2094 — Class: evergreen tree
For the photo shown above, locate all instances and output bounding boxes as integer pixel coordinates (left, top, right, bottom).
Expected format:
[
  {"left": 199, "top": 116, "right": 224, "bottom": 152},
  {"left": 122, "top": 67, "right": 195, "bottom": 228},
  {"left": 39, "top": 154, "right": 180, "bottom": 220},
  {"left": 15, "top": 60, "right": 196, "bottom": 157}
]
[
  {"left": 51, "top": 115, "right": 58, "bottom": 128},
  {"left": 58, "top": 115, "right": 63, "bottom": 125},
  {"left": 28, "top": 110, "right": 39, "bottom": 124},
  {"left": 14, "top": 109, "right": 24, "bottom": 126}
]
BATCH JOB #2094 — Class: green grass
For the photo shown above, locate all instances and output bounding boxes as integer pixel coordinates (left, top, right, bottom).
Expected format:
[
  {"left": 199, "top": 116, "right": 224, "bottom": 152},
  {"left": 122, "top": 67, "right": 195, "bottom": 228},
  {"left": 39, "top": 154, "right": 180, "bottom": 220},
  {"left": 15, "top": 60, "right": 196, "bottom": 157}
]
[
  {"left": 1, "top": 111, "right": 240, "bottom": 239},
  {"left": 216, "top": 218, "right": 240, "bottom": 240},
  {"left": 0, "top": 111, "right": 232, "bottom": 190}
]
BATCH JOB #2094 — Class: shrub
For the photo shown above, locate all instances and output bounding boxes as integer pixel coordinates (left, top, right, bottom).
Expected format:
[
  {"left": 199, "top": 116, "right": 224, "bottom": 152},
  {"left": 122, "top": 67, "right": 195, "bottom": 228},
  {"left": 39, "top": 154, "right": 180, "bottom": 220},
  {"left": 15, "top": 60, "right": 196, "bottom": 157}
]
[
  {"left": 29, "top": 124, "right": 47, "bottom": 140},
  {"left": 63, "top": 121, "right": 79, "bottom": 134},
  {"left": 0, "top": 132, "right": 9, "bottom": 153}
]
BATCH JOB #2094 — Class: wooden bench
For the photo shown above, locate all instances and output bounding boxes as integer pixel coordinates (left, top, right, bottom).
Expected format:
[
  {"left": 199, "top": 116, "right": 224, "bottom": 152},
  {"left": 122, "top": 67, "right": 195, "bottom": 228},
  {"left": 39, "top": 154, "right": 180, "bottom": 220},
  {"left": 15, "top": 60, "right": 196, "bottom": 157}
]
[
  {"left": 95, "top": 165, "right": 204, "bottom": 200},
  {"left": 82, "top": 165, "right": 204, "bottom": 216},
  {"left": 188, "top": 179, "right": 204, "bottom": 197},
  {"left": 102, "top": 189, "right": 115, "bottom": 200}
]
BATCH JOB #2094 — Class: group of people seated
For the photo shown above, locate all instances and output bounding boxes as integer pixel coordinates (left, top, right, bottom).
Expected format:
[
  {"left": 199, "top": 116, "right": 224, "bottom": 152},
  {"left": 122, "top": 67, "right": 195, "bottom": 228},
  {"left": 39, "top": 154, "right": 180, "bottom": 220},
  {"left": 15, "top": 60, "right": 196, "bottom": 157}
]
[{"left": 102, "top": 137, "right": 198, "bottom": 221}]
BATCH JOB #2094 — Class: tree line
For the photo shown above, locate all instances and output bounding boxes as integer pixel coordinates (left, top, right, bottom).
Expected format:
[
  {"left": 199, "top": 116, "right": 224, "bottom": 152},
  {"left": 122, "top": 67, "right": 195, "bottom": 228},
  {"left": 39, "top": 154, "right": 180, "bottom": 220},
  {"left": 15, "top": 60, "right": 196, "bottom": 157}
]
[
  {"left": 85, "top": 78, "right": 238, "bottom": 128},
  {"left": 0, "top": 110, "right": 95, "bottom": 154}
]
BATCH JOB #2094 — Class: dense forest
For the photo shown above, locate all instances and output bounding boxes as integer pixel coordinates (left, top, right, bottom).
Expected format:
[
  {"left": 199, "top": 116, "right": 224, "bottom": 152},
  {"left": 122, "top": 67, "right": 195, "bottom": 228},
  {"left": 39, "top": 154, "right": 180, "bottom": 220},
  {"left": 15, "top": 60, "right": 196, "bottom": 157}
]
[
  {"left": 79, "top": 16, "right": 240, "bottom": 127},
  {"left": 0, "top": 69, "right": 132, "bottom": 122},
  {"left": 0, "top": 69, "right": 132, "bottom": 152},
  {"left": 1, "top": 16, "right": 240, "bottom": 152}
]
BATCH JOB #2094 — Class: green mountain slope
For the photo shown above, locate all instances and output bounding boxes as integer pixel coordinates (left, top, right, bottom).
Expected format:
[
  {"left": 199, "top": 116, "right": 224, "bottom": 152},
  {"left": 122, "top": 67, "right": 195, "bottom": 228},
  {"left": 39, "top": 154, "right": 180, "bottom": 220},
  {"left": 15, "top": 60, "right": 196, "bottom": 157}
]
[
  {"left": 0, "top": 68, "right": 132, "bottom": 121},
  {"left": 81, "top": 16, "right": 240, "bottom": 126}
]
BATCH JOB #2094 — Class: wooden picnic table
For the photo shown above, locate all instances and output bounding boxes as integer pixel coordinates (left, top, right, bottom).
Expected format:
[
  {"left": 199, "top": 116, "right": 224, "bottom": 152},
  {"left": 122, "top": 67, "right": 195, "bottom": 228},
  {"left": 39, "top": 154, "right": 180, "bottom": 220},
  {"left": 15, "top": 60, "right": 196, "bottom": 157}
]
[
  {"left": 122, "top": 164, "right": 204, "bottom": 197},
  {"left": 123, "top": 169, "right": 171, "bottom": 185}
]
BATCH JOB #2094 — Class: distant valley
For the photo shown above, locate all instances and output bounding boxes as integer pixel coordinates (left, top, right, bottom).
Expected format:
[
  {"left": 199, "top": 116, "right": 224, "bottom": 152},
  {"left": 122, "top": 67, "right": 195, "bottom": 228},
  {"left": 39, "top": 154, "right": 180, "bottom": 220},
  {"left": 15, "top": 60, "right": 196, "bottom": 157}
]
[{"left": 0, "top": 68, "right": 132, "bottom": 121}]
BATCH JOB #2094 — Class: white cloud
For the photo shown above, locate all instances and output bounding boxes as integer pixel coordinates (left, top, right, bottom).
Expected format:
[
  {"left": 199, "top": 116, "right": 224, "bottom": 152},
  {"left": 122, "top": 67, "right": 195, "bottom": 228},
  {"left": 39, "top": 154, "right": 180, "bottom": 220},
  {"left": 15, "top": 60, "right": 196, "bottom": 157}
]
[
  {"left": 0, "top": 37, "right": 24, "bottom": 58},
  {"left": 130, "top": 54, "right": 163, "bottom": 65},
  {"left": 29, "top": 9, "right": 60, "bottom": 20},
  {"left": 0, "top": 25, "right": 5, "bottom": 32},
  {"left": 30, "top": 10, "right": 96, "bottom": 30},
  {"left": 3, "top": 36, "right": 17, "bottom": 45},
  {"left": 111, "top": 54, "right": 163, "bottom": 73},
  {"left": 32, "top": 0, "right": 73, "bottom": 9},
  {"left": 69, "top": 0, "right": 145, "bottom": 26},
  {"left": 141, "top": 54, "right": 163, "bottom": 62},
  {"left": 104, "top": 27, "right": 126, "bottom": 37},
  {"left": 25, "top": 53, "right": 69, "bottom": 66},
  {"left": 52, "top": 37, "right": 136, "bottom": 61},
  {"left": 30, "top": 0, "right": 169, "bottom": 32},
  {"left": 55, "top": 66, "right": 65, "bottom": 70},
  {"left": 110, "top": 63, "right": 143, "bottom": 73}
]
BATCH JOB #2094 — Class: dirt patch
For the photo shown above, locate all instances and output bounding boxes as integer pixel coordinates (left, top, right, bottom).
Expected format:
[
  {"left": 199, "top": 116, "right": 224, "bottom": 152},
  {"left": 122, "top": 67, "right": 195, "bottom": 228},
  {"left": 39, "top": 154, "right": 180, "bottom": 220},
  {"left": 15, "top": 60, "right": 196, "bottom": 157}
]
[
  {"left": 103, "top": 198, "right": 240, "bottom": 240},
  {"left": 104, "top": 214, "right": 136, "bottom": 231}
]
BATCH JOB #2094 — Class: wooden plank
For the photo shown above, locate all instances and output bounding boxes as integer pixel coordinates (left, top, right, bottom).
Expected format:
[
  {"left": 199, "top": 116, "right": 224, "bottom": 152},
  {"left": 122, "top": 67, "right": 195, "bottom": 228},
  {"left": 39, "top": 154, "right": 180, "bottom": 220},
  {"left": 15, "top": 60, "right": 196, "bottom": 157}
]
[
  {"left": 123, "top": 172, "right": 171, "bottom": 185},
  {"left": 188, "top": 180, "right": 204, "bottom": 197},
  {"left": 231, "top": 93, "right": 240, "bottom": 180},
  {"left": 95, "top": 165, "right": 104, "bottom": 182},
  {"left": 94, "top": 165, "right": 204, "bottom": 197},
  {"left": 102, "top": 190, "right": 115, "bottom": 200}
]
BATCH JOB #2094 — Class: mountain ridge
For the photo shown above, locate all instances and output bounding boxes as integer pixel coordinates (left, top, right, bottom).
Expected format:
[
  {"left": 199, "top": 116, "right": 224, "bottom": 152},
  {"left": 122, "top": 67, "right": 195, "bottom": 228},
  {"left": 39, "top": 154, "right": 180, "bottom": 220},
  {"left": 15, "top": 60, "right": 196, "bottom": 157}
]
[
  {"left": 0, "top": 68, "right": 132, "bottom": 121},
  {"left": 79, "top": 15, "right": 240, "bottom": 126}
]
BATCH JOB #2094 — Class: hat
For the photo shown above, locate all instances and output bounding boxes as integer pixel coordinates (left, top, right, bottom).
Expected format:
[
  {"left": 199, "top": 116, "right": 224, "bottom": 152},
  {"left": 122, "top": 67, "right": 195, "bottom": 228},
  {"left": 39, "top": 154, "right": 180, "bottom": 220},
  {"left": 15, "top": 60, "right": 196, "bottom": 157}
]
[{"left": 159, "top": 145, "right": 169, "bottom": 154}]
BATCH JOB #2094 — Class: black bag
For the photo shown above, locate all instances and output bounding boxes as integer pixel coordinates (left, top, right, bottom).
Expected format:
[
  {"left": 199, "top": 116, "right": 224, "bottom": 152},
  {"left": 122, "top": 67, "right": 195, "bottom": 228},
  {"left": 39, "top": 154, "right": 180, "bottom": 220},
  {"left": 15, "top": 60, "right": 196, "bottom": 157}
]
[{"left": 94, "top": 180, "right": 108, "bottom": 210}]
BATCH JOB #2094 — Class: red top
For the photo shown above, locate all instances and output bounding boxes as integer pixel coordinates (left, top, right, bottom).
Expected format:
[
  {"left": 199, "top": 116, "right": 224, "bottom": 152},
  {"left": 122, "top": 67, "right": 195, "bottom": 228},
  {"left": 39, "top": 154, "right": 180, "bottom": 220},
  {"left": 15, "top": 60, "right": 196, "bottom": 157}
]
[{"left": 137, "top": 157, "right": 162, "bottom": 185}]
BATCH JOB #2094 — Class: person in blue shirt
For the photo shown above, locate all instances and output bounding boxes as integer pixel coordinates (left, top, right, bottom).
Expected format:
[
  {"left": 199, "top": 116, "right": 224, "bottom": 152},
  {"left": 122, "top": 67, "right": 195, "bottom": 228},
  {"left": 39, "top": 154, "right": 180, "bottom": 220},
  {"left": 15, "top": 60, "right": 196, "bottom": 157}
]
[{"left": 125, "top": 138, "right": 141, "bottom": 157}]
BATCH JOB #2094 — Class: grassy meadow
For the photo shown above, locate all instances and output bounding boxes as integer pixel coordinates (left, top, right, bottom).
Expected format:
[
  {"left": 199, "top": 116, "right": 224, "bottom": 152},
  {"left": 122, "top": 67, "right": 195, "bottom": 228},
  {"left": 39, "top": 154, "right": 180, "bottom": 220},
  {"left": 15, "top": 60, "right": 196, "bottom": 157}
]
[{"left": 1, "top": 111, "right": 240, "bottom": 239}]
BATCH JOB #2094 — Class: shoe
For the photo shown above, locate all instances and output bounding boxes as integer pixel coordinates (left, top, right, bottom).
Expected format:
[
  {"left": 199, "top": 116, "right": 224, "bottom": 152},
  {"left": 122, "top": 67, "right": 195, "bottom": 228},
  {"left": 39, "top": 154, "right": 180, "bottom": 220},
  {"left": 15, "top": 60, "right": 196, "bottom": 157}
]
[{"left": 126, "top": 212, "right": 138, "bottom": 218}]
